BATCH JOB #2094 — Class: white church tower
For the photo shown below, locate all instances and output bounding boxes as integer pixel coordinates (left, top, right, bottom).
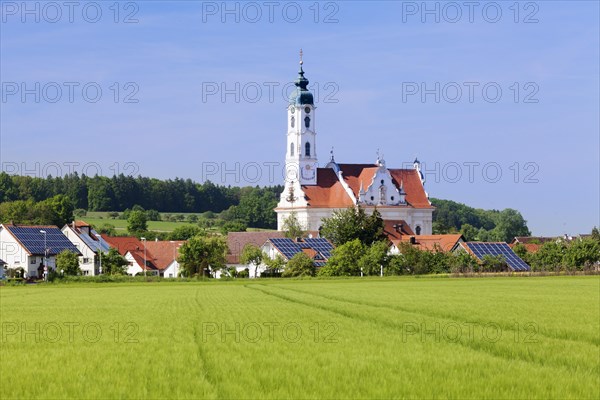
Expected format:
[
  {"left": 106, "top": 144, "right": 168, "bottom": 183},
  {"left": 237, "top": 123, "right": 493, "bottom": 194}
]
[{"left": 286, "top": 50, "right": 318, "bottom": 186}]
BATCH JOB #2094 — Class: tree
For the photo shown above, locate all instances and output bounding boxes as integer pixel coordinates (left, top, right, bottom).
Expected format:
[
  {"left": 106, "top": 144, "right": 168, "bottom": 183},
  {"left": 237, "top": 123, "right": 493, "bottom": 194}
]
[
  {"left": 264, "top": 254, "right": 285, "bottom": 276},
  {"left": 56, "top": 250, "right": 80, "bottom": 275},
  {"left": 187, "top": 214, "right": 199, "bottom": 223},
  {"left": 531, "top": 241, "right": 566, "bottom": 271},
  {"left": 460, "top": 223, "right": 479, "bottom": 242},
  {"left": 100, "top": 248, "right": 128, "bottom": 275},
  {"left": 168, "top": 225, "right": 204, "bottom": 240},
  {"left": 240, "top": 244, "right": 265, "bottom": 278},
  {"left": 318, "top": 239, "right": 366, "bottom": 276},
  {"left": 108, "top": 212, "right": 120, "bottom": 219},
  {"left": 127, "top": 210, "right": 148, "bottom": 234},
  {"left": 358, "top": 241, "right": 390, "bottom": 276},
  {"left": 145, "top": 209, "right": 161, "bottom": 221},
  {"left": 220, "top": 220, "right": 247, "bottom": 235},
  {"left": 282, "top": 212, "right": 305, "bottom": 239},
  {"left": 449, "top": 251, "right": 478, "bottom": 274},
  {"left": 97, "top": 223, "right": 117, "bottom": 236},
  {"left": 481, "top": 254, "right": 508, "bottom": 272},
  {"left": 320, "top": 207, "right": 385, "bottom": 247},
  {"left": 512, "top": 243, "right": 531, "bottom": 265},
  {"left": 283, "top": 252, "right": 315, "bottom": 277},
  {"left": 179, "top": 236, "right": 227, "bottom": 277},
  {"left": 563, "top": 238, "right": 600, "bottom": 271},
  {"left": 491, "top": 209, "right": 531, "bottom": 243},
  {"left": 591, "top": 227, "right": 600, "bottom": 243}
]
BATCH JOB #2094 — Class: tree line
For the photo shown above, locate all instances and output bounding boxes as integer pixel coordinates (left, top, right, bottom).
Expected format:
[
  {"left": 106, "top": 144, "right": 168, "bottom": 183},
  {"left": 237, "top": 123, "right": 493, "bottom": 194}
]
[
  {"left": 1, "top": 172, "right": 529, "bottom": 236},
  {"left": 0, "top": 172, "right": 283, "bottom": 215},
  {"left": 431, "top": 198, "right": 531, "bottom": 243}
]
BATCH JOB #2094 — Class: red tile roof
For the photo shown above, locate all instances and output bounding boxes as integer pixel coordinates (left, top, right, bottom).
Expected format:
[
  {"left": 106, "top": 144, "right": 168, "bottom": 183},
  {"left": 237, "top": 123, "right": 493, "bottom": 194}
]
[
  {"left": 383, "top": 220, "right": 414, "bottom": 241},
  {"left": 301, "top": 168, "right": 355, "bottom": 208},
  {"left": 392, "top": 234, "right": 464, "bottom": 252},
  {"left": 128, "top": 250, "right": 158, "bottom": 271},
  {"left": 388, "top": 169, "right": 431, "bottom": 208},
  {"left": 508, "top": 243, "right": 542, "bottom": 253},
  {"left": 299, "top": 165, "right": 432, "bottom": 209},
  {"left": 145, "top": 241, "right": 185, "bottom": 270},
  {"left": 103, "top": 236, "right": 144, "bottom": 256}
]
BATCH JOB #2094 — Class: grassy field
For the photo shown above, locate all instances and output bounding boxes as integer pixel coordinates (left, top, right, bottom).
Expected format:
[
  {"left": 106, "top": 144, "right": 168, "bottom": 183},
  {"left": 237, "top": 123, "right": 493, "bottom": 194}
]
[
  {"left": 81, "top": 217, "right": 199, "bottom": 232},
  {"left": 1, "top": 276, "right": 598, "bottom": 399}
]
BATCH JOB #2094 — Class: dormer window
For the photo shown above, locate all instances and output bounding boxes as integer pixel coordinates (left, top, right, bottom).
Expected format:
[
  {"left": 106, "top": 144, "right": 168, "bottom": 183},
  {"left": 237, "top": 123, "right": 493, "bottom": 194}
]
[
  {"left": 416, "top": 226, "right": 422, "bottom": 235},
  {"left": 305, "top": 142, "right": 311, "bottom": 157},
  {"left": 304, "top": 116, "right": 310, "bottom": 128}
]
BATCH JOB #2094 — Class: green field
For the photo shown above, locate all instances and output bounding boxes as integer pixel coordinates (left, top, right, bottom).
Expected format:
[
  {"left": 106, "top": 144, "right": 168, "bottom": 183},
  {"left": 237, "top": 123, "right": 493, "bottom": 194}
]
[
  {"left": 1, "top": 276, "right": 599, "bottom": 399},
  {"left": 82, "top": 217, "right": 200, "bottom": 232}
]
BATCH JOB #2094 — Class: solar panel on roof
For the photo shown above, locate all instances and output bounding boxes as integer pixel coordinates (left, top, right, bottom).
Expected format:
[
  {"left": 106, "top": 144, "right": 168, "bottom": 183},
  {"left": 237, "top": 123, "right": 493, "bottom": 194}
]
[
  {"left": 304, "top": 238, "right": 334, "bottom": 259},
  {"left": 465, "top": 242, "right": 530, "bottom": 271},
  {"left": 270, "top": 238, "right": 303, "bottom": 260},
  {"left": 8, "top": 226, "right": 80, "bottom": 256}
]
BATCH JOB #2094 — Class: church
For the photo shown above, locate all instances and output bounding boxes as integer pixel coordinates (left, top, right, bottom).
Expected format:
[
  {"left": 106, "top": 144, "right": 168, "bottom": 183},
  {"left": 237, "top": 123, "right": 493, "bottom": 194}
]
[{"left": 275, "top": 55, "right": 434, "bottom": 235}]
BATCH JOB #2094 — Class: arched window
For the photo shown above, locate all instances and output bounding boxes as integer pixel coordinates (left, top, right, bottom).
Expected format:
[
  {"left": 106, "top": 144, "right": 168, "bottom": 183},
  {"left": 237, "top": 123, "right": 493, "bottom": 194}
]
[
  {"left": 304, "top": 116, "right": 310, "bottom": 128},
  {"left": 290, "top": 116, "right": 295, "bottom": 128},
  {"left": 305, "top": 142, "right": 311, "bottom": 157},
  {"left": 290, "top": 143, "right": 294, "bottom": 156},
  {"left": 416, "top": 226, "right": 421, "bottom": 235}
]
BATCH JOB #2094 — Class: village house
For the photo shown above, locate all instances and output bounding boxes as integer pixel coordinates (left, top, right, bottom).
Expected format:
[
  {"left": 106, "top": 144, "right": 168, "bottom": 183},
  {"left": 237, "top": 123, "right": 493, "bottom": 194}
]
[
  {"left": 61, "top": 221, "right": 111, "bottom": 276},
  {"left": 0, "top": 224, "right": 81, "bottom": 278}
]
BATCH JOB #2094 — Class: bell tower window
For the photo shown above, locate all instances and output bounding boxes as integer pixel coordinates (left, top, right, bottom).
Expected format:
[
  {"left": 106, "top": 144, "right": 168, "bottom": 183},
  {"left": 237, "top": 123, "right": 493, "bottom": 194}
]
[
  {"left": 290, "top": 143, "right": 294, "bottom": 156},
  {"left": 304, "top": 116, "right": 310, "bottom": 128},
  {"left": 291, "top": 116, "right": 295, "bottom": 128},
  {"left": 305, "top": 142, "right": 311, "bottom": 157}
]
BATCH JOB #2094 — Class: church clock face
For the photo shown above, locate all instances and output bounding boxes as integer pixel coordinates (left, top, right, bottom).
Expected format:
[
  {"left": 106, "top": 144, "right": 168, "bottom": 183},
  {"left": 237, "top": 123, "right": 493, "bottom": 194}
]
[
  {"left": 301, "top": 163, "right": 316, "bottom": 180},
  {"left": 290, "top": 106, "right": 296, "bottom": 113},
  {"left": 305, "top": 107, "right": 310, "bottom": 114}
]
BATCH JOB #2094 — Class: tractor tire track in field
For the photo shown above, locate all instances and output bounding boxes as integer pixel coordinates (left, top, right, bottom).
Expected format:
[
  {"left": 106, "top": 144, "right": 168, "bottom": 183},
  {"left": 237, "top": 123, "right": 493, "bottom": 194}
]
[
  {"left": 274, "top": 284, "right": 599, "bottom": 347},
  {"left": 190, "top": 289, "right": 220, "bottom": 399},
  {"left": 246, "top": 284, "right": 598, "bottom": 375}
]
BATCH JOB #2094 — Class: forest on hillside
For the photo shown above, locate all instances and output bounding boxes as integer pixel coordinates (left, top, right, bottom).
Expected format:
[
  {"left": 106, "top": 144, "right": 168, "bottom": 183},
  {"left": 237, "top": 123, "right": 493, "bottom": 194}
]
[{"left": 0, "top": 172, "right": 529, "bottom": 239}]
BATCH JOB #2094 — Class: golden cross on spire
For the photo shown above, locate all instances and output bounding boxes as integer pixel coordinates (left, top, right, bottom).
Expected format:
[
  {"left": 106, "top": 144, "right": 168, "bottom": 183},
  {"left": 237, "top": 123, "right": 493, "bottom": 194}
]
[{"left": 299, "top": 48, "right": 303, "bottom": 65}]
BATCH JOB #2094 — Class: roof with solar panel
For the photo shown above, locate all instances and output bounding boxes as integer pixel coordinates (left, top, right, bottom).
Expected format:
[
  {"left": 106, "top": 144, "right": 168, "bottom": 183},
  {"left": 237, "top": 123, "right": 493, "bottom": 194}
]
[
  {"left": 267, "top": 237, "right": 334, "bottom": 267},
  {"left": 462, "top": 242, "right": 530, "bottom": 271},
  {"left": 2, "top": 224, "right": 81, "bottom": 256}
]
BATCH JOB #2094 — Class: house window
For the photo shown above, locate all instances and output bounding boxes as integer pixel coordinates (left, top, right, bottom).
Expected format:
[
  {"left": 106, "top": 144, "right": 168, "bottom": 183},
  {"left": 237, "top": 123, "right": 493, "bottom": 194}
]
[
  {"left": 30, "top": 257, "right": 36, "bottom": 264},
  {"left": 305, "top": 142, "right": 311, "bottom": 157},
  {"left": 416, "top": 226, "right": 421, "bottom": 235},
  {"left": 82, "top": 258, "right": 90, "bottom": 264},
  {"left": 169, "top": 273, "right": 173, "bottom": 278},
  {"left": 304, "top": 116, "right": 310, "bottom": 128},
  {"left": 83, "top": 270, "right": 89, "bottom": 276},
  {"left": 290, "top": 143, "right": 294, "bottom": 156}
]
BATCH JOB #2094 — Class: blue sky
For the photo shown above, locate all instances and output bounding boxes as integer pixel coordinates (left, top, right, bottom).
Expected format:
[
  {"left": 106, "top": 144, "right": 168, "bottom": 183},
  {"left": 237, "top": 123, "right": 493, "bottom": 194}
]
[{"left": 1, "top": 1, "right": 598, "bottom": 236}]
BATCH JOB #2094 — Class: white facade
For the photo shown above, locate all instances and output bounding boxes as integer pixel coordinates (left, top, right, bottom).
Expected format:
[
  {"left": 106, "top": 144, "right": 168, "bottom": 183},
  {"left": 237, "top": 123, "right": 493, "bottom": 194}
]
[
  {"left": 0, "top": 225, "right": 56, "bottom": 277},
  {"left": 276, "top": 61, "right": 434, "bottom": 234},
  {"left": 61, "top": 226, "right": 97, "bottom": 276},
  {"left": 162, "top": 260, "right": 181, "bottom": 278}
]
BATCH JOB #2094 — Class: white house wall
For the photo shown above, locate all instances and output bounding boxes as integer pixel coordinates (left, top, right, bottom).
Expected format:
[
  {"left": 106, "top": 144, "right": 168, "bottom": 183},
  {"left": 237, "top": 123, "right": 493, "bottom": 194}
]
[{"left": 61, "top": 226, "right": 96, "bottom": 276}]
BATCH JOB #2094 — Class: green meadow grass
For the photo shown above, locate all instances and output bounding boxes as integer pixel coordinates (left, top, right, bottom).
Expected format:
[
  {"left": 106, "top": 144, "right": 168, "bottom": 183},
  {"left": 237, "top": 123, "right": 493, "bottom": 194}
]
[
  {"left": 82, "top": 217, "right": 200, "bottom": 232},
  {"left": 1, "top": 276, "right": 598, "bottom": 399}
]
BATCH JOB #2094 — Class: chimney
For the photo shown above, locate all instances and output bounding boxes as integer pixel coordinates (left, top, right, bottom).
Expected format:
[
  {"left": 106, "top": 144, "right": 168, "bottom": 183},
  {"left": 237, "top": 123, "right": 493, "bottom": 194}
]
[{"left": 409, "top": 236, "right": 416, "bottom": 245}]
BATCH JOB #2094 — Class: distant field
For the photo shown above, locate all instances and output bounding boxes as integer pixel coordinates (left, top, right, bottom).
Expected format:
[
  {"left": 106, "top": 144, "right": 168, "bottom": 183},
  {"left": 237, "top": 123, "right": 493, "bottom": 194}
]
[
  {"left": 1, "top": 276, "right": 598, "bottom": 399},
  {"left": 81, "top": 218, "right": 199, "bottom": 232},
  {"left": 79, "top": 213, "right": 273, "bottom": 233}
]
